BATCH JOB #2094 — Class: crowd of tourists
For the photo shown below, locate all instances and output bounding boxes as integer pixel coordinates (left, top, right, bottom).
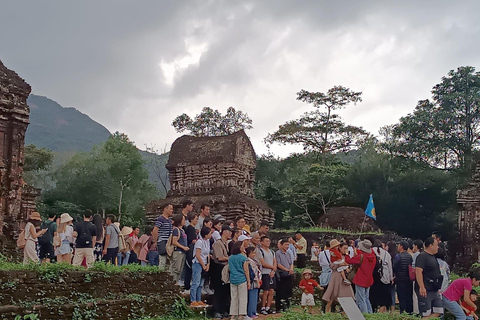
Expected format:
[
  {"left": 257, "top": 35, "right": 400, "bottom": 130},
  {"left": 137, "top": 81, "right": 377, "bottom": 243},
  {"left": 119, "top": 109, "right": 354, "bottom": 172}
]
[{"left": 20, "top": 203, "right": 480, "bottom": 320}]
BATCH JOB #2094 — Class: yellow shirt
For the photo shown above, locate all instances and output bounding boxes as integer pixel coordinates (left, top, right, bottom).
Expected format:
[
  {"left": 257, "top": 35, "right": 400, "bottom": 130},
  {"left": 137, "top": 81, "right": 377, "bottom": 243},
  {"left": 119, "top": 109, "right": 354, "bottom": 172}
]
[{"left": 296, "top": 237, "right": 307, "bottom": 254}]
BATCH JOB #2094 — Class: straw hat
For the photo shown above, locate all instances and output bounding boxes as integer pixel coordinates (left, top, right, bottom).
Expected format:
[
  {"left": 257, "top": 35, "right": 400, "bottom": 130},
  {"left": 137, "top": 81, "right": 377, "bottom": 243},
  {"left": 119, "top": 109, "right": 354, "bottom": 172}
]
[
  {"left": 114, "top": 222, "right": 120, "bottom": 228},
  {"left": 358, "top": 240, "right": 373, "bottom": 253},
  {"left": 60, "top": 213, "right": 73, "bottom": 224},
  {"left": 302, "top": 269, "right": 313, "bottom": 276},
  {"left": 329, "top": 239, "right": 340, "bottom": 248},
  {"left": 121, "top": 226, "right": 133, "bottom": 236},
  {"left": 29, "top": 212, "right": 42, "bottom": 221}
]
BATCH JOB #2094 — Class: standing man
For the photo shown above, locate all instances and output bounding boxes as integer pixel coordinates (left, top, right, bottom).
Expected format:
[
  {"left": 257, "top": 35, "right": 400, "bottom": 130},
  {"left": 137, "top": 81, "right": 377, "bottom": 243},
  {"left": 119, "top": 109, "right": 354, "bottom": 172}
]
[
  {"left": 72, "top": 210, "right": 96, "bottom": 268},
  {"left": 38, "top": 212, "right": 57, "bottom": 264},
  {"left": 211, "top": 225, "right": 233, "bottom": 319},
  {"left": 393, "top": 240, "right": 414, "bottom": 314},
  {"left": 102, "top": 214, "right": 120, "bottom": 265},
  {"left": 152, "top": 203, "right": 174, "bottom": 269},
  {"left": 260, "top": 236, "right": 277, "bottom": 315},
  {"left": 181, "top": 200, "right": 194, "bottom": 227},
  {"left": 236, "top": 217, "right": 250, "bottom": 236},
  {"left": 432, "top": 231, "right": 446, "bottom": 253},
  {"left": 196, "top": 204, "right": 210, "bottom": 231},
  {"left": 415, "top": 237, "right": 443, "bottom": 319},
  {"left": 275, "top": 238, "right": 294, "bottom": 313},
  {"left": 291, "top": 231, "right": 307, "bottom": 268},
  {"left": 258, "top": 221, "right": 270, "bottom": 237},
  {"left": 345, "top": 239, "right": 376, "bottom": 314}
]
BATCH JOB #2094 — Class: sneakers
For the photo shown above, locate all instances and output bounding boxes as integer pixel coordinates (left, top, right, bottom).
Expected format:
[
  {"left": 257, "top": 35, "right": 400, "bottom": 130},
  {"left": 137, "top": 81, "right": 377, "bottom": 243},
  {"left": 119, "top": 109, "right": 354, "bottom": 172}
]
[
  {"left": 242, "top": 317, "right": 252, "bottom": 320},
  {"left": 197, "top": 301, "right": 207, "bottom": 307},
  {"left": 206, "top": 287, "right": 215, "bottom": 295},
  {"left": 267, "top": 309, "right": 276, "bottom": 314},
  {"left": 260, "top": 309, "right": 268, "bottom": 315},
  {"left": 343, "top": 279, "right": 352, "bottom": 285},
  {"left": 201, "top": 288, "right": 208, "bottom": 295},
  {"left": 181, "top": 289, "right": 190, "bottom": 295},
  {"left": 190, "top": 301, "right": 200, "bottom": 307}
]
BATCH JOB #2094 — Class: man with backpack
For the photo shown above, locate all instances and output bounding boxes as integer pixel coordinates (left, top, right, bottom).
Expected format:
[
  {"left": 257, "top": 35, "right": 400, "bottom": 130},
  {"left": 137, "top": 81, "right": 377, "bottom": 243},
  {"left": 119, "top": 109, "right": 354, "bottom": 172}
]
[
  {"left": 73, "top": 210, "right": 97, "bottom": 268},
  {"left": 393, "top": 240, "right": 414, "bottom": 314},
  {"left": 38, "top": 212, "right": 57, "bottom": 264},
  {"left": 102, "top": 214, "right": 121, "bottom": 265}
]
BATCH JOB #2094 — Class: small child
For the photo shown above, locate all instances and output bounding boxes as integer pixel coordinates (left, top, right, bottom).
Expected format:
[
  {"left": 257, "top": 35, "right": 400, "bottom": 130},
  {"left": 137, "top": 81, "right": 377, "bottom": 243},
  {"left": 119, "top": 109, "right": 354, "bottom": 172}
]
[
  {"left": 310, "top": 241, "right": 320, "bottom": 261},
  {"left": 461, "top": 290, "right": 478, "bottom": 320},
  {"left": 299, "top": 269, "right": 323, "bottom": 313},
  {"left": 329, "top": 240, "right": 351, "bottom": 285}
]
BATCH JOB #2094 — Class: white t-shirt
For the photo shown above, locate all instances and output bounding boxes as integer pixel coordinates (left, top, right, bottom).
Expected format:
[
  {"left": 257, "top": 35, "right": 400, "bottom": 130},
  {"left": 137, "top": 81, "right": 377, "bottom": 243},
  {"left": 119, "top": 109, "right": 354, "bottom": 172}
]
[
  {"left": 310, "top": 246, "right": 320, "bottom": 261},
  {"left": 60, "top": 225, "right": 74, "bottom": 243},
  {"left": 212, "top": 230, "right": 221, "bottom": 242},
  {"left": 193, "top": 238, "right": 210, "bottom": 265}
]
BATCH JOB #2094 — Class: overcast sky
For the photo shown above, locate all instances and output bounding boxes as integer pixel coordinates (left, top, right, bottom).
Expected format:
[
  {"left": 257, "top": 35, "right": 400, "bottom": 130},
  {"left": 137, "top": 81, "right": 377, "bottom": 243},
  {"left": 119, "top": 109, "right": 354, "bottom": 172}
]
[{"left": 1, "top": 1, "right": 480, "bottom": 157}]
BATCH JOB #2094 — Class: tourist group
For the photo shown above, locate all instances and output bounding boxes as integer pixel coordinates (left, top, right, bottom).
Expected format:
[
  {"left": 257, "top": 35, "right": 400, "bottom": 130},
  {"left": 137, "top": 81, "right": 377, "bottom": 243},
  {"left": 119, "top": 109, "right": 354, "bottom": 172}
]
[{"left": 19, "top": 201, "right": 480, "bottom": 320}]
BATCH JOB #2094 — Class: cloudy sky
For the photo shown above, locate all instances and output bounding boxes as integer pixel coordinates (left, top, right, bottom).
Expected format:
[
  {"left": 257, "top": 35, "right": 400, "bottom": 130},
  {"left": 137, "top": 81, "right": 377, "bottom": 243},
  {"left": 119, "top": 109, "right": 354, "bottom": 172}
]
[{"left": 1, "top": 1, "right": 480, "bottom": 157}]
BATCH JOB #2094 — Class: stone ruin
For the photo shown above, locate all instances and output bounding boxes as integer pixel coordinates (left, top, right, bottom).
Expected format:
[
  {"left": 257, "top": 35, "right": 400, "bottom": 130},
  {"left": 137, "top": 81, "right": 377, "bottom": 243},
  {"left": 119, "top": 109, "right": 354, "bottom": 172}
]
[
  {"left": 0, "top": 59, "right": 39, "bottom": 255},
  {"left": 318, "top": 206, "right": 379, "bottom": 233},
  {"left": 146, "top": 130, "right": 273, "bottom": 229},
  {"left": 457, "top": 162, "right": 480, "bottom": 267}
]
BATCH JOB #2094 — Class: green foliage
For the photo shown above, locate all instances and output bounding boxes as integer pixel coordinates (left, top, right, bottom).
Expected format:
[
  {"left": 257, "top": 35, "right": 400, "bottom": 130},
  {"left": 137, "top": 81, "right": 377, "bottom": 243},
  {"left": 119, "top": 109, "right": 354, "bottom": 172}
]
[
  {"left": 172, "top": 106, "right": 253, "bottom": 137},
  {"left": 24, "top": 144, "right": 54, "bottom": 172},
  {"left": 170, "top": 296, "right": 194, "bottom": 319},
  {"left": 279, "top": 310, "right": 437, "bottom": 320},
  {"left": 382, "top": 66, "right": 480, "bottom": 170},
  {"left": 265, "top": 86, "right": 370, "bottom": 155},
  {"left": 15, "top": 314, "right": 39, "bottom": 320}
]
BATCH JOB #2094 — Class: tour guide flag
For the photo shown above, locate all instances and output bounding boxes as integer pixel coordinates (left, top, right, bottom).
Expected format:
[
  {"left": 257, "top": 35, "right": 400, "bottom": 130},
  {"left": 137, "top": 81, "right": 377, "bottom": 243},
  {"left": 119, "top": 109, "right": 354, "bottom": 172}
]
[{"left": 365, "top": 194, "right": 376, "bottom": 220}]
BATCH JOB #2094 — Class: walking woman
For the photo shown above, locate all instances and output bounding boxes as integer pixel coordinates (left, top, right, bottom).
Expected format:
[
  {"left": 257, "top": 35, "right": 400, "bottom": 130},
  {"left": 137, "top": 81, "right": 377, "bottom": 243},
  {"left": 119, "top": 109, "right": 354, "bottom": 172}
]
[
  {"left": 190, "top": 226, "right": 211, "bottom": 307},
  {"left": 92, "top": 214, "right": 104, "bottom": 262},
  {"left": 229, "top": 241, "right": 251, "bottom": 320},
  {"left": 56, "top": 213, "right": 74, "bottom": 264},
  {"left": 23, "top": 212, "right": 47, "bottom": 265},
  {"left": 171, "top": 214, "right": 189, "bottom": 284}
]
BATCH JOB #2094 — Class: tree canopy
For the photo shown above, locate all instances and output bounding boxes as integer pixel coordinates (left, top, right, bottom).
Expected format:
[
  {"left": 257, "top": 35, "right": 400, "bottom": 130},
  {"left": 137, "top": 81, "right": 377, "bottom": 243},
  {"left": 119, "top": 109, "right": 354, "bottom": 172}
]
[{"left": 172, "top": 106, "right": 253, "bottom": 137}]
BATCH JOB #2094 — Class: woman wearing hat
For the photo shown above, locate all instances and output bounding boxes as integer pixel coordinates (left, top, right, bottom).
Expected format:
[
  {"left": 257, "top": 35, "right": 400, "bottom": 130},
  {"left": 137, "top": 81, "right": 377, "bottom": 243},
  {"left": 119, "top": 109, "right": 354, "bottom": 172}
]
[
  {"left": 56, "top": 213, "right": 75, "bottom": 264},
  {"left": 23, "top": 212, "right": 48, "bottom": 265},
  {"left": 121, "top": 226, "right": 134, "bottom": 265}
]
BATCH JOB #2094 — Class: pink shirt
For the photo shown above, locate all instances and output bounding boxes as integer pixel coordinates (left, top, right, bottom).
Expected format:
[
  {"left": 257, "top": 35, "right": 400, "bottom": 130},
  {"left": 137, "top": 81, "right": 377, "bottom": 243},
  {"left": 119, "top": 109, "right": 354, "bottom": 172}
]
[{"left": 442, "top": 278, "right": 472, "bottom": 302}]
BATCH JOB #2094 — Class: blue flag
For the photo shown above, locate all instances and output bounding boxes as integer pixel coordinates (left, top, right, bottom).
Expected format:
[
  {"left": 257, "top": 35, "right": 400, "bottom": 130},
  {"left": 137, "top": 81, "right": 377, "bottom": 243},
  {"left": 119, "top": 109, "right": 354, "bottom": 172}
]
[{"left": 365, "top": 194, "right": 376, "bottom": 220}]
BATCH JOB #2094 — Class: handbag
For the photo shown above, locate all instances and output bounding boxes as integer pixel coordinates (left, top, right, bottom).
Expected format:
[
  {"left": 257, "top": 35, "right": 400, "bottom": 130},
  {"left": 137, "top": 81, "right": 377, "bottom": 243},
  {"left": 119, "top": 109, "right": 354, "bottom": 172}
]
[
  {"left": 166, "top": 228, "right": 177, "bottom": 257},
  {"left": 347, "top": 254, "right": 364, "bottom": 282},
  {"left": 408, "top": 265, "right": 416, "bottom": 281},
  {"left": 157, "top": 240, "right": 167, "bottom": 255},
  {"left": 53, "top": 234, "right": 61, "bottom": 247}
]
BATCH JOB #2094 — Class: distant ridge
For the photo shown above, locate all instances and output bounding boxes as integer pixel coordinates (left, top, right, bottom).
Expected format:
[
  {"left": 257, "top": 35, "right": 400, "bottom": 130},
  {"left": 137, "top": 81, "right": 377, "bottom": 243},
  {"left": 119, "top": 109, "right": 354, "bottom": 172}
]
[{"left": 26, "top": 94, "right": 111, "bottom": 151}]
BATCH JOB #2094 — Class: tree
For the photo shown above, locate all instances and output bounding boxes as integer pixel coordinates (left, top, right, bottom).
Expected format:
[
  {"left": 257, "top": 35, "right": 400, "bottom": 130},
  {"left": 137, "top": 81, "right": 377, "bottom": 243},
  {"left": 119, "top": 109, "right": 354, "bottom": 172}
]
[
  {"left": 382, "top": 66, "right": 480, "bottom": 170},
  {"left": 265, "top": 86, "right": 370, "bottom": 163},
  {"left": 172, "top": 106, "right": 253, "bottom": 136},
  {"left": 23, "top": 144, "right": 54, "bottom": 189}
]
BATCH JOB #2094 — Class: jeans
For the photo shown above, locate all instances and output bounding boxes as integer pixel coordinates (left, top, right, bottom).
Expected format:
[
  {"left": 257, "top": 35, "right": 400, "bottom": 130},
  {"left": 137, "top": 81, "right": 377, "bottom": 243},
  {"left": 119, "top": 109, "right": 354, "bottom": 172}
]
[
  {"left": 148, "top": 251, "right": 159, "bottom": 266},
  {"left": 122, "top": 251, "right": 131, "bottom": 266},
  {"left": 442, "top": 296, "right": 473, "bottom": 320},
  {"left": 247, "top": 288, "right": 259, "bottom": 317},
  {"left": 396, "top": 282, "right": 413, "bottom": 314},
  {"left": 117, "top": 252, "right": 123, "bottom": 265},
  {"left": 190, "top": 262, "right": 205, "bottom": 302},
  {"left": 141, "top": 261, "right": 147, "bottom": 266},
  {"left": 355, "top": 285, "right": 372, "bottom": 313}
]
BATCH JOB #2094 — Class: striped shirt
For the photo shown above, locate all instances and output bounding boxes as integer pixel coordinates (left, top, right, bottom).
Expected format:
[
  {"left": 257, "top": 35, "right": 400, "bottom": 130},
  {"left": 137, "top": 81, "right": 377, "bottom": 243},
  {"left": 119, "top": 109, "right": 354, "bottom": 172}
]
[{"left": 155, "top": 216, "right": 172, "bottom": 242}]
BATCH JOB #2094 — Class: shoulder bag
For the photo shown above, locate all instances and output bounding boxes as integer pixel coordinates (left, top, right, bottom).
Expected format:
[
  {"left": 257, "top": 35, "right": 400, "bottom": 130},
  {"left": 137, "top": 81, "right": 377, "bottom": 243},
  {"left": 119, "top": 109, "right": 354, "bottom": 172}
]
[{"left": 347, "top": 254, "right": 364, "bottom": 282}]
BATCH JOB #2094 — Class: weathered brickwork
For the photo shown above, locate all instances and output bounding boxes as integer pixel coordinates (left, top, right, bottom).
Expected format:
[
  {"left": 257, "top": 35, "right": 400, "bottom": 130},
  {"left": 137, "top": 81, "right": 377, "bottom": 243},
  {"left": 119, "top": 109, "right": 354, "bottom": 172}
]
[{"left": 146, "top": 130, "right": 273, "bottom": 230}]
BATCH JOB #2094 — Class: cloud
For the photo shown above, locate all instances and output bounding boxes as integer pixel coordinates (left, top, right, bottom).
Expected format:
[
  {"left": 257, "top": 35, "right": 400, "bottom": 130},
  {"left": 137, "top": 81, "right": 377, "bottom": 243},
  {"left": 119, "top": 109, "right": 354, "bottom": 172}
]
[{"left": 1, "top": 0, "right": 480, "bottom": 157}]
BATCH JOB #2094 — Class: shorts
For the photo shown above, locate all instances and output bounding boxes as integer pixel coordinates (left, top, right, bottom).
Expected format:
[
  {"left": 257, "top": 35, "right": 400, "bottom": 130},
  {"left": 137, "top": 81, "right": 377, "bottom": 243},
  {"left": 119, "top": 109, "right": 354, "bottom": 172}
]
[
  {"left": 39, "top": 242, "right": 54, "bottom": 260},
  {"left": 416, "top": 289, "right": 443, "bottom": 317},
  {"left": 261, "top": 274, "right": 276, "bottom": 290},
  {"left": 301, "top": 293, "right": 315, "bottom": 306}
]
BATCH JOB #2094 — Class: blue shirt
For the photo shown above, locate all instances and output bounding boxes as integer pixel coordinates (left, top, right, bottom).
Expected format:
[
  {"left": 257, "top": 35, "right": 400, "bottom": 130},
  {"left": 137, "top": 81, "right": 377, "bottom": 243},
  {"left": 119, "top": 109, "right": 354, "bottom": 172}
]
[{"left": 229, "top": 254, "right": 247, "bottom": 285}]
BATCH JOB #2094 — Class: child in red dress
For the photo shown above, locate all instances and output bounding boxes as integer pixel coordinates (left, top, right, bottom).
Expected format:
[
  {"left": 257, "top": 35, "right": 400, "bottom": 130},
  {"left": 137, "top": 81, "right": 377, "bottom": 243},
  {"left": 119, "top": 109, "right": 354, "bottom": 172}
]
[
  {"left": 461, "top": 290, "right": 478, "bottom": 319},
  {"left": 329, "top": 240, "right": 351, "bottom": 285}
]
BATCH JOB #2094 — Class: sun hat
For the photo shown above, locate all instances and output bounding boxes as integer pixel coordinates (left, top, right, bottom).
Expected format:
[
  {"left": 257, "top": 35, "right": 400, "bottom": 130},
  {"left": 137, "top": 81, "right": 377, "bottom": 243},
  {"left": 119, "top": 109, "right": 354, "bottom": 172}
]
[
  {"left": 213, "top": 214, "right": 226, "bottom": 221},
  {"left": 114, "top": 222, "right": 120, "bottom": 228},
  {"left": 121, "top": 226, "right": 133, "bottom": 236},
  {"left": 29, "top": 212, "right": 42, "bottom": 221},
  {"left": 60, "top": 213, "right": 73, "bottom": 224},
  {"left": 302, "top": 269, "right": 313, "bottom": 276},
  {"left": 358, "top": 239, "right": 373, "bottom": 253},
  {"left": 329, "top": 239, "right": 340, "bottom": 248},
  {"left": 238, "top": 235, "right": 252, "bottom": 241}
]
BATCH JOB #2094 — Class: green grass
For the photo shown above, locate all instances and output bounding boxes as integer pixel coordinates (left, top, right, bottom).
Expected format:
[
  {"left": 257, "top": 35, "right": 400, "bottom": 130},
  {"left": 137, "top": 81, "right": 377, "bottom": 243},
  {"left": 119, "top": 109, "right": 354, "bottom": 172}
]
[{"left": 270, "top": 226, "right": 383, "bottom": 236}]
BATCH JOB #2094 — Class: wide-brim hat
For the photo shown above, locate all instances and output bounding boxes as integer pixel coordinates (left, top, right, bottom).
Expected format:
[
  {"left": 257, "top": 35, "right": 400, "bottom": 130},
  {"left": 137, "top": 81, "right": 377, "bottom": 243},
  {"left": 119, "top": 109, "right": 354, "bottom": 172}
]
[
  {"left": 121, "top": 226, "right": 133, "bottom": 236},
  {"left": 238, "top": 235, "right": 252, "bottom": 241},
  {"left": 114, "top": 222, "right": 120, "bottom": 228},
  {"left": 60, "top": 213, "right": 73, "bottom": 224},
  {"left": 30, "top": 212, "right": 42, "bottom": 221},
  {"left": 358, "top": 240, "right": 373, "bottom": 253},
  {"left": 213, "top": 214, "right": 226, "bottom": 221},
  {"left": 329, "top": 239, "right": 340, "bottom": 248},
  {"left": 302, "top": 269, "right": 313, "bottom": 276}
]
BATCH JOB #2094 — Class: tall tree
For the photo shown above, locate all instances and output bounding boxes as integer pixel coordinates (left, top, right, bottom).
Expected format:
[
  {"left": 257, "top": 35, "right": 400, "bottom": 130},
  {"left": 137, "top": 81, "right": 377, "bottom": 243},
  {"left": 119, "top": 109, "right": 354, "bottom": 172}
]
[
  {"left": 23, "top": 144, "right": 54, "bottom": 189},
  {"left": 172, "top": 106, "right": 253, "bottom": 137},
  {"left": 265, "top": 86, "right": 370, "bottom": 162},
  {"left": 382, "top": 66, "right": 480, "bottom": 169}
]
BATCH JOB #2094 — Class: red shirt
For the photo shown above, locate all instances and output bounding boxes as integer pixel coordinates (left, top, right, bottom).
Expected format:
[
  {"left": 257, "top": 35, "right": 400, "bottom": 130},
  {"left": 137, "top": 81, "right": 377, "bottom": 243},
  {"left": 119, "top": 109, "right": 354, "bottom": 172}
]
[
  {"left": 345, "top": 252, "right": 376, "bottom": 288},
  {"left": 461, "top": 301, "right": 476, "bottom": 316},
  {"left": 330, "top": 248, "right": 342, "bottom": 262},
  {"left": 299, "top": 279, "right": 319, "bottom": 294}
]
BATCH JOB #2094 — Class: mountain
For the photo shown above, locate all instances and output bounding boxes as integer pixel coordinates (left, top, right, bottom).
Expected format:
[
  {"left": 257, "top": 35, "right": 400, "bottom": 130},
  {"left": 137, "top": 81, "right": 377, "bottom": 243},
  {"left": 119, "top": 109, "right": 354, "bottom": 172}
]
[
  {"left": 25, "top": 94, "right": 169, "bottom": 195},
  {"left": 26, "top": 95, "right": 111, "bottom": 151}
]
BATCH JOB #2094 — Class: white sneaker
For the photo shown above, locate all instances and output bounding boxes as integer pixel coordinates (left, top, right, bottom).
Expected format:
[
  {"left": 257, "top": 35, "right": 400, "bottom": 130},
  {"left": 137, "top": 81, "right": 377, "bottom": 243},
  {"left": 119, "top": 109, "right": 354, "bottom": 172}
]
[
  {"left": 206, "top": 288, "right": 215, "bottom": 295},
  {"left": 178, "top": 280, "right": 185, "bottom": 287},
  {"left": 202, "top": 288, "right": 208, "bottom": 295},
  {"left": 242, "top": 316, "right": 252, "bottom": 320},
  {"left": 181, "top": 289, "right": 190, "bottom": 295}
]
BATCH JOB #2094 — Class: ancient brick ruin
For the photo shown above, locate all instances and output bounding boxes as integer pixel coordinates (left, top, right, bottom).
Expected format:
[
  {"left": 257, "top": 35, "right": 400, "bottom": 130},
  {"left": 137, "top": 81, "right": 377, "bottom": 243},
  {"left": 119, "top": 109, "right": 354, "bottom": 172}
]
[
  {"left": 457, "top": 162, "right": 480, "bottom": 267},
  {"left": 0, "top": 60, "right": 35, "bottom": 254},
  {"left": 146, "top": 130, "right": 273, "bottom": 229}
]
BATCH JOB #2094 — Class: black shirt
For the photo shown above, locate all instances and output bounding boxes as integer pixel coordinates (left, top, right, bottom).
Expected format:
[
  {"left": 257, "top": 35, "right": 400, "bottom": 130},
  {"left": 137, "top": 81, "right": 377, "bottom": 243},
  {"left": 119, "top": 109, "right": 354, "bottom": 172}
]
[
  {"left": 415, "top": 251, "right": 441, "bottom": 291},
  {"left": 74, "top": 221, "right": 97, "bottom": 248},
  {"left": 185, "top": 225, "right": 197, "bottom": 246}
]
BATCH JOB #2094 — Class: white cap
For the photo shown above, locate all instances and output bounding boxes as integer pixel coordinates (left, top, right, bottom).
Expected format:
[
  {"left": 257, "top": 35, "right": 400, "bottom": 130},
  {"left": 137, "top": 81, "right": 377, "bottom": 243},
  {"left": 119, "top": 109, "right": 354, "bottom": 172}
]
[{"left": 238, "top": 235, "right": 252, "bottom": 241}]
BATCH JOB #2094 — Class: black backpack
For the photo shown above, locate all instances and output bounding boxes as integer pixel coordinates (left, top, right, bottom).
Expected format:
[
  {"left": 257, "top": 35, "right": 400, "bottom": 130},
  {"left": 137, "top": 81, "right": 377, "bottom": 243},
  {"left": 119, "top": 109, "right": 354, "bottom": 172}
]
[
  {"left": 373, "top": 250, "right": 383, "bottom": 279},
  {"left": 76, "top": 222, "right": 93, "bottom": 247},
  {"left": 38, "top": 220, "right": 54, "bottom": 245}
]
